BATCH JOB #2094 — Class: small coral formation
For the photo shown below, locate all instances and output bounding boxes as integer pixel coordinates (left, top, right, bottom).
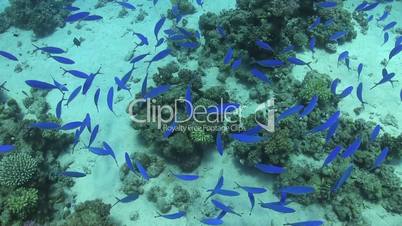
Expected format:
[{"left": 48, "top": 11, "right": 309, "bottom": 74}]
[
  {"left": 119, "top": 152, "right": 165, "bottom": 194},
  {"left": 5, "top": 187, "right": 39, "bottom": 219},
  {"left": 0, "top": 152, "right": 38, "bottom": 187},
  {"left": 168, "top": 0, "right": 196, "bottom": 18},
  {"left": 0, "top": 0, "right": 70, "bottom": 37},
  {"left": 130, "top": 62, "right": 237, "bottom": 171},
  {"left": 297, "top": 70, "right": 336, "bottom": 107},
  {"left": 0, "top": 90, "right": 74, "bottom": 225},
  {"left": 146, "top": 184, "right": 194, "bottom": 213},
  {"left": 63, "top": 199, "right": 113, "bottom": 226}
]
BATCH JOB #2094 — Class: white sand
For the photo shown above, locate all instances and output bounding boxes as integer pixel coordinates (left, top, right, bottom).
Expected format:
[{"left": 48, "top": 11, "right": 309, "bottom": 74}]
[{"left": 0, "top": 0, "right": 401, "bottom": 225}]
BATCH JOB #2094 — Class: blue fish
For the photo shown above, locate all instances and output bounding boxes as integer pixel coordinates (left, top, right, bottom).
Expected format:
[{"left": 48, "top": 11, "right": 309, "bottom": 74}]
[
  {"left": 66, "top": 86, "right": 82, "bottom": 106},
  {"left": 163, "top": 121, "right": 177, "bottom": 139},
  {"left": 30, "top": 122, "right": 60, "bottom": 130},
  {"left": 216, "top": 130, "right": 224, "bottom": 156},
  {"left": 356, "top": 82, "right": 368, "bottom": 105},
  {"left": 371, "top": 68, "right": 397, "bottom": 89},
  {"left": 88, "top": 147, "right": 110, "bottom": 156},
  {"left": 61, "top": 171, "right": 86, "bottom": 178},
  {"left": 377, "top": 11, "right": 390, "bottom": 22},
  {"left": 280, "top": 186, "right": 315, "bottom": 195},
  {"left": 56, "top": 98, "right": 63, "bottom": 119},
  {"left": 330, "top": 78, "right": 341, "bottom": 95},
  {"left": 231, "top": 58, "right": 242, "bottom": 70},
  {"left": 383, "top": 32, "right": 389, "bottom": 46},
  {"left": 82, "top": 113, "right": 92, "bottom": 132},
  {"left": 284, "top": 220, "right": 324, "bottom": 226},
  {"left": 83, "top": 15, "right": 103, "bottom": 21},
  {"left": 144, "top": 85, "right": 171, "bottom": 99},
  {"left": 88, "top": 125, "right": 99, "bottom": 147},
  {"left": 141, "top": 74, "right": 148, "bottom": 97},
  {"left": 183, "top": 85, "right": 192, "bottom": 116},
  {"left": 287, "top": 57, "right": 312, "bottom": 70},
  {"left": 309, "top": 36, "right": 316, "bottom": 53},
  {"left": 235, "top": 182, "right": 267, "bottom": 194},
  {"left": 115, "top": 77, "right": 131, "bottom": 96},
  {"left": 310, "top": 111, "right": 340, "bottom": 134},
  {"left": 338, "top": 51, "right": 349, "bottom": 67},
  {"left": 0, "top": 50, "right": 18, "bottom": 61},
  {"left": 94, "top": 88, "right": 100, "bottom": 112},
  {"left": 341, "top": 137, "right": 362, "bottom": 158},
  {"left": 211, "top": 199, "right": 241, "bottom": 217},
  {"left": 259, "top": 201, "right": 295, "bottom": 213},
  {"left": 277, "top": 104, "right": 304, "bottom": 122},
  {"left": 318, "top": 1, "right": 337, "bottom": 8},
  {"left": 361, "top": 2, "right": 379, "bottom": 11},
  {"left": 154, "top": 17, "right": 166, "bottom": 42},
  {"left": 332, "top": 165, "right": 353, "bottom": 192},
  {"left": 389, "top": 45, "right": 402, "bottom": 61},
  {"left": 26, "top": 80, "right": 57, "bottom": 90},
  {"left": 324, "top": 18, "right": 335, "bottom": 27},
  {"left": 256, "top": 40, "right": 274, "bottom": 52},
  {"left": 178, "top": 42, "right": 200, "bottom": 49},
  {"left": 338, "top": 86, "right": 353, "bottom": 99},
  {"left": 373, "top": 147, "right": 389, "bottom": 169},
  {"left": 300, "top": 95, "right": 318, "bottom": 118},
  {"left": 247, "top": 192, "right": 256, "bottom": 215},
  {"left": 200, "top": 218, "right": 223, "bottom": 225},
  {"left": 170, "top": 171, "right": 199, "bottom": 181},
  {"left": 367, "top": 15, "right": 374, "bottom": 22},
  {"left": 60, "top": 121, "right": 82, "bottom": 131},
  {"left": 52, "top": 77, "right": 68, "bottom": 92},
  {"left": 65, "top": 5, "right": 80, "bottom": 11},
  {"left": 130, "top": 53, "right": 149, "bottom": 65},
  {"left": 250, "top": 68, "right": 272, "bottom": 84},
  {"left": 205, "top": 170, "right": 224, "bottom": 201},
  {"left": 251, "top": 68, "right": 272, "bottom": 84},
  {"left": 355, "top": 1, "right": 368, "bottom": 12},
  {"left": 214, "top": 189, "right": 240, "bottom": 197},
  {"left": 370, "top": 125, "right": 381, "bottom": 142},
  {"left": 116, "top": 1, "right": 136, "bottom": 10},
  {"left": 308, "top": 17, "right": 321, "bottom": 31},
  {"left": 329, "top": 31, "right": 347, "bottom": 42},
  {"left": 229, "top": 133, "right": 264, "bottom": 143},
  {"left": 125, "top": 152, "right": 136, "bottom": 173},
  {"left": 135, "top": 160, "right": 149, "bottom": 180},
  {"left": 322, "top": 145, "right": 342, "bottom": 167},
  {"left": 133, "top": 32, "right": 149, "bottom": 46},
  {"left": 65, "top": 12, "right": 90, "bottom": 23},
  {"left": 257, "top": 59, "right": 284, "bottom": 68},
  {"left": 61, "top": 68, "right": 89, "bottom": 79},
  {"left": 146, "top": 48, "right": 172, "bottom": 71},
  {"left": 395, "top": 36, "right": 402, "bottom": 47},
  {"left": 224, "top": 47, "right": 234, "bottom": 65},
  {"left": 383, "top": 21, "right": 397, "bottom": 32},
  {"left": 216, "top": 25, "right": 226, "bottom": 38},
  {"left": 156, "top": 211, "right": 186, "bottom": 220},
  {"left": 255, "top": 163, "right": 286, "bottom": 174},
  {"left": 156, "top": 38, "right": 165, "bottom": 48},
  {"left": 196, "top": 0, "right": 204, "bottom": 7},
  {"left": 113, "top": 193, "right": 139, "bottom": 207},
  {"left": 0, "top": 145, "right": 16, "bottom": 153},
  {"left": 357, "top": 63, "right": 363, "bottom": 80},
  {"left": 102, "top": 142, "right": 118, "bottom": 166},
  {"left": 107, "top": 87, "right": 115, "bottom": 115},
  {"left": 51, "top": 55, "right": 75, "bottom": 65},
  {"left": 325, "top": 121, "right": 339, "bottom": 144},
  {"left": 32, "top": 44, "right": 64, "bottom": 54}
]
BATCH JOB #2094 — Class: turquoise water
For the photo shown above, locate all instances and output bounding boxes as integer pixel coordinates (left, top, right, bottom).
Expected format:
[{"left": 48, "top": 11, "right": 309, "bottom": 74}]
[{"left": 0, "top": 0, "right": 401, "bottom": 225}]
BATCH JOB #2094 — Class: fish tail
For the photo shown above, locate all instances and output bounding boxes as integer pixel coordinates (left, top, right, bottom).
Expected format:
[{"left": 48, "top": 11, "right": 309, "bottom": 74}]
[
  {"left": 32, "top": 43, "right": 39, "bottom": 52},
  {"left": 306, "top": 62, "right": 313, "bottom": 71}
]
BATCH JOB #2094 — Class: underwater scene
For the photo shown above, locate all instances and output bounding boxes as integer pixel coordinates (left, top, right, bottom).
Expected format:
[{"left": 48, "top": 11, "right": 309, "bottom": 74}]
[{"left": 0, "top": 0, "right": 401, "bottom": 225}]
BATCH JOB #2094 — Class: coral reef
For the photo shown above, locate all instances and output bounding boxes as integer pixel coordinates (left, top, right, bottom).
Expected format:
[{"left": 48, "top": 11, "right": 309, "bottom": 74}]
[
  {"left": 0, "top": 91, "right": 74, "bottom": 225},
  {"left": 0, "top": 0, "right": 70, "bottom": 37},
  {"left": 5, "top": 187, "right": 39, "bottom": 219},
  {"left": 63, "top": 199, "right": 113, "bottom": 226},
  {"left": 0, "top": 152, "right": 38, "bottom": 187}
]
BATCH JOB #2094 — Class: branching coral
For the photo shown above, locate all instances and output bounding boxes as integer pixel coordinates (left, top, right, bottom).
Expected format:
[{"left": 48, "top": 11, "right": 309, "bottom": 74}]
[
  {"left": 1, "top": 0, "right": 69, "bottom": 37},
  {"left": 5, "top": 187, "right": 38, "bottom": 219},
  {"left": 64, "top": 199, "right": 113, "bottom": 226},
  {"left": 0, "top": 152, "right": 38, "bottom": 187}
]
